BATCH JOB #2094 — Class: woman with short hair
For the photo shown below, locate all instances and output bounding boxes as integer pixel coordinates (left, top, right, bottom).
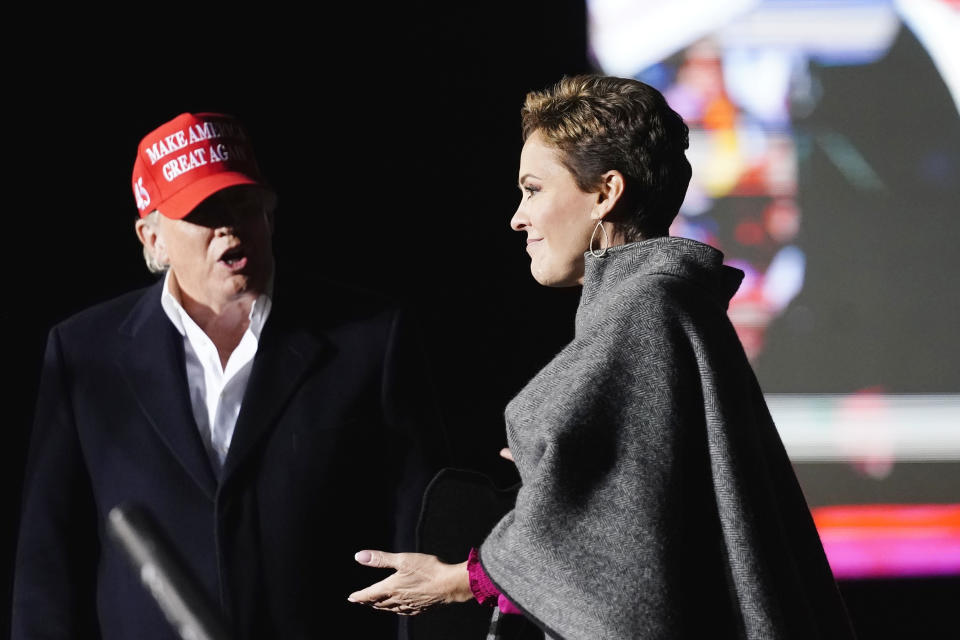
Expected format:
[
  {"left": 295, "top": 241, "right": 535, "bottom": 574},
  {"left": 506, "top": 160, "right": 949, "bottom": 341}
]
[{"left": 350, "top": 75, "right": 854, "bottom": 640}]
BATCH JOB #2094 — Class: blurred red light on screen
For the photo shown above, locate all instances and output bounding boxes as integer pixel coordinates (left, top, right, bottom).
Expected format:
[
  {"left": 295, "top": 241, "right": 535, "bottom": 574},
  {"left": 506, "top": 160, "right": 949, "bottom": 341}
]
[{"left": 812, "top": 504, "right": 960, "bottom": 579}]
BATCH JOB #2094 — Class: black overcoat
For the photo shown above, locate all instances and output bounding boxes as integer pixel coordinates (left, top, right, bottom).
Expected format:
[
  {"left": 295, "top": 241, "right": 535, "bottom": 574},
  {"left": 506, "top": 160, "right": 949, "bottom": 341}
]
[{"left": 13, "top": 275, "right": 446, "bottom": 639}]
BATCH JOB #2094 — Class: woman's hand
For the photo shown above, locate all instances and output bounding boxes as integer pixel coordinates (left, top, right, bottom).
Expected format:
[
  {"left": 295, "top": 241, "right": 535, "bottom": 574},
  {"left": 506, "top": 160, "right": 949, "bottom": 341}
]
[
  {"left": 500, "top": 447, "right": 514, "bottom": 462},
  {"left": 347, "top": 551, "right": 473, "bottom": 616}
]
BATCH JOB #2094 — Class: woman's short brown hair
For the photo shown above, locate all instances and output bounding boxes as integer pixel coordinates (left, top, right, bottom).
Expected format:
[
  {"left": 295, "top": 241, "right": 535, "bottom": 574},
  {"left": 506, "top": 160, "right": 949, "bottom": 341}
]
[{"left": 522, "top": 75, "right": 691, "bottom": 240}]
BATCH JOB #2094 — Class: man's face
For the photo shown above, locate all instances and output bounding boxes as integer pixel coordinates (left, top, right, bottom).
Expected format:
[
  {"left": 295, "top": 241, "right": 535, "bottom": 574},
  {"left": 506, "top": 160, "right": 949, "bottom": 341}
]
[{"left": 154, "top": 187, "right": 274, "bottom": 309}]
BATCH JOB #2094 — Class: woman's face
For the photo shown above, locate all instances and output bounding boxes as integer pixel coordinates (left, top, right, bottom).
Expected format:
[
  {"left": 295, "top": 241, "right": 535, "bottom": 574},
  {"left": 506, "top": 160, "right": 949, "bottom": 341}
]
[{"left": 511, "top": 131, "right": 599, "bottom": 287}]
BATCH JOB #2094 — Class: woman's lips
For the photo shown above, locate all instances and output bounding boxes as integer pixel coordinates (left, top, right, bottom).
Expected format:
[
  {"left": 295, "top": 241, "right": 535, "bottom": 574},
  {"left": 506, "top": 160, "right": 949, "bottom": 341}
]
[{"left": 526, "top": 238, "right": 542, "bottom": 247}]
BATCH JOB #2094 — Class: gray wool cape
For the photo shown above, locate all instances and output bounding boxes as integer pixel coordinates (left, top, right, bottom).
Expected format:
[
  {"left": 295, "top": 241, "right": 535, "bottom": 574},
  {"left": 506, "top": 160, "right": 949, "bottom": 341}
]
[{"left": 479, "top": 237, "right": 855, "bottom": 640}]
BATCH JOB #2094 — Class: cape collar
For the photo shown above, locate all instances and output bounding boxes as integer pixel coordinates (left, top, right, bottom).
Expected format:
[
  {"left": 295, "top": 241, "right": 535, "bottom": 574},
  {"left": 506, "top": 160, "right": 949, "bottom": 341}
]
[{"left": 578, "top": 236, "right": 744, "bottom": 319}]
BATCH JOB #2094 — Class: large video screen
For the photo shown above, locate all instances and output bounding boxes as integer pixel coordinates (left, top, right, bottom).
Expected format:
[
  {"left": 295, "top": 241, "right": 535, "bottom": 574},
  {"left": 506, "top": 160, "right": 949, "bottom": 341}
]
[{"left": 587, "top": 0, "right": 960, "bottom": 579}]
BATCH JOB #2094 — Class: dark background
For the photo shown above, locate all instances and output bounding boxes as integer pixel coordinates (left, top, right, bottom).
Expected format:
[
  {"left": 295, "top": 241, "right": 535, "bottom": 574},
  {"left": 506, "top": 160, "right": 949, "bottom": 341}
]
[{"left": 4, "top": 3, "right": 956, "bottom": 637}]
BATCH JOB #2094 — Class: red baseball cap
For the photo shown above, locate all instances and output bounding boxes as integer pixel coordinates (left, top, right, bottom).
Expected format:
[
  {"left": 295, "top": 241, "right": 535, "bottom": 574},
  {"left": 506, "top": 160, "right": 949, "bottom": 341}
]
[{"left": 131, "top": 112, "right": 267, "bottom": 219}]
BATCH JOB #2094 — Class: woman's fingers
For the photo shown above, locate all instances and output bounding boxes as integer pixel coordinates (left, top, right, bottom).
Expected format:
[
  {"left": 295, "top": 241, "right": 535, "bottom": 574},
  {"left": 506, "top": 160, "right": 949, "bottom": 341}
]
[
  {"left": 372, "top": 600, "right": 424, "bottom": 616},
  {"left": 348, "top": 551, "right": 425, "bottom": 604},
  {"left": 374, "top": 600, "right": 427, "bottom": 616},
  {"left": 348, "top": 551, "right": 470, "bottom": 614},
  {"left": 347, "top": 577, "right": 393, "bottom": 604},
  {"left": 348, "top": 578, "right": 435, "bottom": 612},
  {"left": 500, "top": 447, "right": 514, "bottom": 462},
  {"left": 354, "top": 549, "right": 404, "bottom": 569}
]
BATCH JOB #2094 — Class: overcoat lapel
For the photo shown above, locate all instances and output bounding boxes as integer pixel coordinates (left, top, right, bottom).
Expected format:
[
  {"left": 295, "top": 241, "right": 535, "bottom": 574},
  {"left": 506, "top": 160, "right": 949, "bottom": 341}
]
[
  {"left": 116, "top": 280, "right": 218, "bottom": 499},
  {"left": 220, "top": 312, "right": 329, "bottom": 486}
]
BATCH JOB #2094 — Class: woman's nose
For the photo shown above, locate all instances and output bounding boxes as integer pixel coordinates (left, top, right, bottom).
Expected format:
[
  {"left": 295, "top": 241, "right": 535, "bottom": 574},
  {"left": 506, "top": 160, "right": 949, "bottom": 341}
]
[{"left": 510, "top": 204, "right": 528, "bottom": 231}]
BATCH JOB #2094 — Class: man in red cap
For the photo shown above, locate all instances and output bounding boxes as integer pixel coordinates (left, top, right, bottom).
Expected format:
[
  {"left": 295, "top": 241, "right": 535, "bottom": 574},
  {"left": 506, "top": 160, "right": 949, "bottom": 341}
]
[{"left": 13, "top": 113, "right": 445, "bottom": 639}]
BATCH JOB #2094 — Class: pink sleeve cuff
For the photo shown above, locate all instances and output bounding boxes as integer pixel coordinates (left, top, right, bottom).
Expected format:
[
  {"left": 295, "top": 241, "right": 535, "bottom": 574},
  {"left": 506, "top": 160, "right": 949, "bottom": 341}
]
[
  {"left": 467, "top": 547, "right": 499, "bottom": 606},
  {"left": 497, "top": 593, "right": 523, "bottom": 615},
  {"left": 467, "top": 548, "right": 523, "bottom": 615}
]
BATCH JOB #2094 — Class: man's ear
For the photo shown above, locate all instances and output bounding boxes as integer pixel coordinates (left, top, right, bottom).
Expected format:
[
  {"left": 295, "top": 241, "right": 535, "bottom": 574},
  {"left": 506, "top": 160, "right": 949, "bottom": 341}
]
[
  {"left": 591, "top": 170, "right": 626, "bottom": 221},
  {"left": 135, "top": 216, "right": 169, "bottom": 266}
]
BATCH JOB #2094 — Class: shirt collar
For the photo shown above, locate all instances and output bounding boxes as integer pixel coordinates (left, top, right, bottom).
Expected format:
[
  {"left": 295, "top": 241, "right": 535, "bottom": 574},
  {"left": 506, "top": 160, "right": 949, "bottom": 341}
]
[{"left": 160, "top": 270, "right": 274, "bottom": 339}]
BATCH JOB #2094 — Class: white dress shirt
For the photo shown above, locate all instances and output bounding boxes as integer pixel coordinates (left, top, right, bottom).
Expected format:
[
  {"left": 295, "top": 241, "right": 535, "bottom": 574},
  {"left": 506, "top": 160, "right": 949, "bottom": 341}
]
[{"left": 160, "top": 271, "right": 272, "bottom": 474}]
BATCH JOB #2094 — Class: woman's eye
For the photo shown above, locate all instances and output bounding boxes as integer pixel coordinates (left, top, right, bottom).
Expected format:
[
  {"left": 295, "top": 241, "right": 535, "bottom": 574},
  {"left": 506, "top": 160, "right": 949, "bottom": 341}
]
[{"left": 523, "top": 185, "right": 540, "bottom": 197}]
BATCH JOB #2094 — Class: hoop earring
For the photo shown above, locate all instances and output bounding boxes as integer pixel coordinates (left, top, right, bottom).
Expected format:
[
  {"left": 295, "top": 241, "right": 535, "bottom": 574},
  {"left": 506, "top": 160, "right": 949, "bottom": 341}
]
[{"left": 589, "top": 220, "right": 609, "bottom": 258}]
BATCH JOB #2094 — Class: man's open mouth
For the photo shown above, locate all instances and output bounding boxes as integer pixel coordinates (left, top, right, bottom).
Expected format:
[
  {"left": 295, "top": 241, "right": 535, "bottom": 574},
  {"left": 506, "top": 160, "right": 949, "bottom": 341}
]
[{"left": 220, "top": 246, "right": 248, "bottom": 269}]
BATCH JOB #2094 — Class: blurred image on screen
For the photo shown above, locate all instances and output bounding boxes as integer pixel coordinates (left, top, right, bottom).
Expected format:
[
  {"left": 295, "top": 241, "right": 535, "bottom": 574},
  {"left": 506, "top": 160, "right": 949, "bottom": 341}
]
[{"left": 588, "top": 0, "right": 960, "bottom": 579}]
